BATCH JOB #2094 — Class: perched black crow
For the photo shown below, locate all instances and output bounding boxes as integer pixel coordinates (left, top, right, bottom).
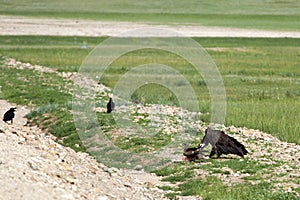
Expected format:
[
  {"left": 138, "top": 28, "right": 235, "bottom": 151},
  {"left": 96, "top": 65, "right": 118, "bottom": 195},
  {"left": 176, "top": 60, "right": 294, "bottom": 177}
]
[
  {"left": 182, "top": 144, "right": 203, "bottom": 162},
  {"left": 106, "top": 98, "right": 115, "bottom": 113},
  {"left": 3, "top": 107, "right": 16, "bottom": 124},
  {"left": 199, "top": 127, "right": 248, "bottom": 158}
]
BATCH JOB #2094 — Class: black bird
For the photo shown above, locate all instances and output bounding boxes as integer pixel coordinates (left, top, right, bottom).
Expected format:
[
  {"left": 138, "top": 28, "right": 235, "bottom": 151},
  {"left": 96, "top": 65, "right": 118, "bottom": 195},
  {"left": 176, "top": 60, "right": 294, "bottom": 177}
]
[
  {"left": 3, "top": 107, "right": 16, "bottom": 124},
  {"left": 199, "top": 127, "right": 248, "bottom": 158},
  {"left": 182, "top": 144, "right": 203, "bottom": 162},
  {"left": 106, "top": 98, "right": 115, "bottom": 113}
]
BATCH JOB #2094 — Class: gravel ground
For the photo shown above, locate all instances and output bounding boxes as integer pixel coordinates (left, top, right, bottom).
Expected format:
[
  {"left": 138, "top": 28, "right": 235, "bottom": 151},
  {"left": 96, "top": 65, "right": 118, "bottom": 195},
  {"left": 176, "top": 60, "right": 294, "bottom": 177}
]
[{"left": 0, "top": 100, "right": 169, "bottom": 200}]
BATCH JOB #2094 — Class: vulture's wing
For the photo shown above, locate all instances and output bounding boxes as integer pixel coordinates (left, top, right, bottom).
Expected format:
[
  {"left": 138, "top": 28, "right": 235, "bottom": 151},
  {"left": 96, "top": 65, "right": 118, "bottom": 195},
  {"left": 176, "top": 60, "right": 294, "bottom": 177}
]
[
  {"left": 216, "top": 133, "right": 247, "bottom": 157},
  {"left": 229, "top": 135, "right": 248, "bottom": 155}
]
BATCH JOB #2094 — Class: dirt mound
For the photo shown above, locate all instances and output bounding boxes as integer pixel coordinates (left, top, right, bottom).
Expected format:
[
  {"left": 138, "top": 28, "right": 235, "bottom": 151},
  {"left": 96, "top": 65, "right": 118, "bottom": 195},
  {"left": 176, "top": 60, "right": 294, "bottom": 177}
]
[{"left": 0, "top": 100, "right": 168, "bottom": 200}]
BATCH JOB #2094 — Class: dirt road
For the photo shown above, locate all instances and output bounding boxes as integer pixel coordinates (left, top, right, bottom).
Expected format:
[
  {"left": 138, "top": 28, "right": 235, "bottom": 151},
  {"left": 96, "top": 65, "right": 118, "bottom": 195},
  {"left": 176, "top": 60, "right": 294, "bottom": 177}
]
[{"left": 1, "top": 15, "right": 300, "bottom": 37}]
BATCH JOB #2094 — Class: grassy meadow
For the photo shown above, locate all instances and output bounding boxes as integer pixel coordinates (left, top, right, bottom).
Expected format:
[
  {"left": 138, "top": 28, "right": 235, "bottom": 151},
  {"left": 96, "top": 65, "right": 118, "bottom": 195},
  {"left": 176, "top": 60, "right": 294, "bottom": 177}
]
[
  {"left": 0, "top": 0, "right": 300, "bottom": 31},
  {"left": 0, "top": 36, "right": 299, "bottom": 144}
]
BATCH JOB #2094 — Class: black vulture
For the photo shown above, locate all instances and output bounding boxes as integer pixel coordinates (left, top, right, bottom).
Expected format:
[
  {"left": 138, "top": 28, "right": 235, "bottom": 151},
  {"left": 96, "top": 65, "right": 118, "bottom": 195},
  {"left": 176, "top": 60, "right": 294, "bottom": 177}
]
[
  {"left": 199, "top": 127, "right": 248, "bottom": 158},
  {"left": 3, "top": 107, "right": 16, "bottom": 124},
  {"left": 182, "top": 144, "right": 203, "bottom": 162},
  {"left": 106, "top": 98, "right": 115, "bottom": 113}
]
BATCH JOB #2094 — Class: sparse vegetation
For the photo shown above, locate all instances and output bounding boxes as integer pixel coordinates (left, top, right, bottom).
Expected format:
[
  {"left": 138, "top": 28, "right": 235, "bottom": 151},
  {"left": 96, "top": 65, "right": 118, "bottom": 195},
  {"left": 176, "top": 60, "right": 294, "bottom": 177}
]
[{"left": 153, "top": 159, "right": 298, "bottom": 199}]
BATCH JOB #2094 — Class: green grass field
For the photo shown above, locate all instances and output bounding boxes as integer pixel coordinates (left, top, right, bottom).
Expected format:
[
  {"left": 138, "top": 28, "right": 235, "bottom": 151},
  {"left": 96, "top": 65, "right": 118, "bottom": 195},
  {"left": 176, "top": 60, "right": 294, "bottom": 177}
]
[
  {"left": 0, "top": 0, "right": 299, "bottom": 31},
  {"left": 0, "top": 36, "right": 299, "bottom": 144}
]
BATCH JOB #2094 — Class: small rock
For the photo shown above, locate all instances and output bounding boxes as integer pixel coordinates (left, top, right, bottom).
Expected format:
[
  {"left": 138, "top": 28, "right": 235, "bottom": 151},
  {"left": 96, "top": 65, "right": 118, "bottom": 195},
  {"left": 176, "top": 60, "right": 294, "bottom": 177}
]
[
  {"left": 93, "top": 188, "right": 100, "bottom": 194},
  {"left": 177, "top": 196, "right": 202, "bottom": 200},
  {"left": 28, "top": 160, "right": 38, "bottom": 170},
  {"left": 65, "top": 177, "right": 77, "bottom": 184},
  {"left": 134, "top": 165, "right": 143, "bottom": 171},
  {"left": 61, "top": 194, "right": 75, "bottom": 200},
  {"left": 96, "top": 195, "right": 110, "bottom": 200},
  {"left": 233, "top": 173, "right": 240, "bottom": 177},
  {"left": 124, "top": 183, "right": 132, "bottom": 188},
  {"left": 71, "top": 185, "right": 77, "bottom": 191}
]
